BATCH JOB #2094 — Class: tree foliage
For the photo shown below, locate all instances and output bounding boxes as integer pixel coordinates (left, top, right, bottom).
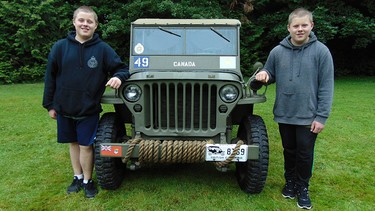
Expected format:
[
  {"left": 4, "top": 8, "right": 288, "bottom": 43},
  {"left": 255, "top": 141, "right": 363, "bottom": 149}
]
[
  {"left": 0, "top": 0, "right": 73, "bottom": 83},
  {"left": 0, "top": 0, "right": 373, "bottom": 84}
]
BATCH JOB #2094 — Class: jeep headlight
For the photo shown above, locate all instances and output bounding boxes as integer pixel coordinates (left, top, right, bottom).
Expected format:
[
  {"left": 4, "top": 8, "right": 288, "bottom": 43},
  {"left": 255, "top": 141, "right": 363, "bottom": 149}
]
[
  {"left": 123, "top": 85, "right": 142, "bottom": 102},
  {"left": 219, "top": 85, "right": 239, "bottom": 103}
]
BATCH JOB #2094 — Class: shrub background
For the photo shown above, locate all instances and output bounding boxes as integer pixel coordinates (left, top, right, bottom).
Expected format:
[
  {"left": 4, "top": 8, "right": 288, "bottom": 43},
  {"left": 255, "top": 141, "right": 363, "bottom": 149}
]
[{"left": 0, "top": 0, "right": 374, "bottom": 84}]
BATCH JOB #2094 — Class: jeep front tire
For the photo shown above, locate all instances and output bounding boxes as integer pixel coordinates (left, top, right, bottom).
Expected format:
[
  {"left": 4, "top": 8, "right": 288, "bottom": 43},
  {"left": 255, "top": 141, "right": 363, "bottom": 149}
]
[
  {"left": 94, "top": 112, "right": 125, "bottom": 190},
  {"left": 235, "top": 115, "right": 269, "bottom": 194}
]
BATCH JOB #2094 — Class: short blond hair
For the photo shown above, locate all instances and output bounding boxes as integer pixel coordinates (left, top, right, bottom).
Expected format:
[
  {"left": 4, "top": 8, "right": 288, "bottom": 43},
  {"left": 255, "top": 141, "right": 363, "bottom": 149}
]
[
  {"left": 73, "top": 6, "right": 98, "bottom": 24},
  {"left": 288, "top": 8, "right": 313, "bottom": 25}
]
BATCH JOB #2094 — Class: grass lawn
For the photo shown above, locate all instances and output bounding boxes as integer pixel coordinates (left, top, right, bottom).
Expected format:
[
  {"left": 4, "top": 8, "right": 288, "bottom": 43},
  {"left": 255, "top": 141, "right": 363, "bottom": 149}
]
[{"left": 0, "top": 77, "right": 374, "bottom": 210}]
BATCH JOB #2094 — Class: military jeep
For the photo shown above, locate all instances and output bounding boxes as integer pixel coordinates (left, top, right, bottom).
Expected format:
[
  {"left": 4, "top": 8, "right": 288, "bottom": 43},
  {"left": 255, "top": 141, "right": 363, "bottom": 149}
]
[{"left": 94, "top": 19, "right": 269, "bottom": 194}]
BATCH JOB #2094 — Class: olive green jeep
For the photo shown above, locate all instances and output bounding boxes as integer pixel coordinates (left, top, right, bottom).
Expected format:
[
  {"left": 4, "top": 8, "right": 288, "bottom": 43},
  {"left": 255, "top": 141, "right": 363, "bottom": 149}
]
[{"left": 95, "top": 19, "right": 269, "bottom": 194}]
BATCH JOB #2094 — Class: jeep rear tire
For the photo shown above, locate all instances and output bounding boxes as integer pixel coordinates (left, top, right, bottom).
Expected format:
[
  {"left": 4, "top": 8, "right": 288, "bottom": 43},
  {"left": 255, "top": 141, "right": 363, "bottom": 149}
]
[
  {"left": 235, "top": 115, "right": 269, "bottom": 194},
  {"left": 94, "top": 112, "right": 125, "bottom": 190}
]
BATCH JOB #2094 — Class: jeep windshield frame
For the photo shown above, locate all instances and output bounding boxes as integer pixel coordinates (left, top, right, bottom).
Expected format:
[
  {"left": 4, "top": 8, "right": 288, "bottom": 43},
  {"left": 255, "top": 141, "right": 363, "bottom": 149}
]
[
  {"left": 132, "top": 26, "right": 237, "bottom": 56},
  {"left": 129, "top": 19, "right": 242, "bottom": 76}
]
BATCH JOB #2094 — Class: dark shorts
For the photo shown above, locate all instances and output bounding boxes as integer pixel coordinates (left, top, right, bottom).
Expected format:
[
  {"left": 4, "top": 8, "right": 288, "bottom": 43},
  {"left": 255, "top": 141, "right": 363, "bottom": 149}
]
[{"left": 56, "top": 113, "right": 99, "bottom": 146}]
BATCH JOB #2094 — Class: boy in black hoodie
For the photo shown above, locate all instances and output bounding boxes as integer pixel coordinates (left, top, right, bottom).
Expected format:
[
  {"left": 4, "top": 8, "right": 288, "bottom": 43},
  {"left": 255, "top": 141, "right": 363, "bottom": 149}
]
[{"left": 43, "top": 6, "right": 129, "bottom": 198}]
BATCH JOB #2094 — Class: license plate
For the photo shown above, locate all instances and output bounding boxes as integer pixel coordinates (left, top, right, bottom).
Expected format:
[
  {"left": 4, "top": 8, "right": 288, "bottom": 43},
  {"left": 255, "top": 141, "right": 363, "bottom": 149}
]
[{"left": 205, "top": 144, "right": 248, "bottom": 162}]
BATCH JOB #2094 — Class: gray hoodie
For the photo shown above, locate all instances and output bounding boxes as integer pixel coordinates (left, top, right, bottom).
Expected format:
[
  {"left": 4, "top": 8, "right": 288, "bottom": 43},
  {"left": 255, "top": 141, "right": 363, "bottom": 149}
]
[{"left": 263, "top": 32, "right": 334, "bottom": 125}]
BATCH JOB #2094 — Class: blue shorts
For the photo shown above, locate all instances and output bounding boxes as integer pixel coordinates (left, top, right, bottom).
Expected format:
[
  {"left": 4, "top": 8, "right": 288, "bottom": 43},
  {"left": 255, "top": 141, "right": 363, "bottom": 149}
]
[{"left": 56, "top": 113, "right": 99, "bottom": 146}]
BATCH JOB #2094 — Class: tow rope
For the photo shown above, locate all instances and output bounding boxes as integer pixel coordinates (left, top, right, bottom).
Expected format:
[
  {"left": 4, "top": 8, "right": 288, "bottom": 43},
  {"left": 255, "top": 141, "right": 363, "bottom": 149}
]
[{"left": 122, "top": 139, "right": 244, "bottom": 167}]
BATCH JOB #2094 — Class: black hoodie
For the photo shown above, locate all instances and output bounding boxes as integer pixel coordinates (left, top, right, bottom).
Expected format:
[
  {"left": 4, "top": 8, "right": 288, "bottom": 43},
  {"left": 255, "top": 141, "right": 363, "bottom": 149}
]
[{"left": 43, "top": 32, "right": 130, "bottom": 117}]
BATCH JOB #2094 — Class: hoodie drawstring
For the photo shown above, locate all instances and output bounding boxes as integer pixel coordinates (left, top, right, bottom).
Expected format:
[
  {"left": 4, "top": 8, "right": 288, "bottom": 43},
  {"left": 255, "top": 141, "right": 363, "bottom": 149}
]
[
  {"left": 290, "top": 48, "right": 294, "bottom": 81},
  {"left": 289, "top": 45, "right": 306, "bottom": 81},
  {"left": 297, "top": 46, "right": 306, "bottom": 77}
]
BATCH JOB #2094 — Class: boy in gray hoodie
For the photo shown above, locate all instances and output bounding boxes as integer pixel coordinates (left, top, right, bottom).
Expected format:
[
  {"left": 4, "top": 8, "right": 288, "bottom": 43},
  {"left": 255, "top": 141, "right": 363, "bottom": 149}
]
[{"left": 255, "top": 8, "right": 334, "bottom": 209}]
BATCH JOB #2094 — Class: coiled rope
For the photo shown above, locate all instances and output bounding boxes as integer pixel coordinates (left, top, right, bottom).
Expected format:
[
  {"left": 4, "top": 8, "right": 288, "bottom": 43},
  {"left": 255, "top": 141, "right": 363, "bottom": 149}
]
[{"left": 122, "top": 139, "right": 244, "bottom": 167}]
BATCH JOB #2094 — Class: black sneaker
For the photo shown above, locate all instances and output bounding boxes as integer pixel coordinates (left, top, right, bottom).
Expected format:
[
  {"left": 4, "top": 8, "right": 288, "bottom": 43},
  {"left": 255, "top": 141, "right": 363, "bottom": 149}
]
[
  {"left": 297, "top": 186, "right": 312, "bottom": 210},
  {"left": 83, "top": 179, "right": 98, "bottom": 198},
  {"left": 282, "top": 180, "right": 296, "bottom": 199},
  {"left": 67, "top": 176, "right": 83, "bottom": 194}
]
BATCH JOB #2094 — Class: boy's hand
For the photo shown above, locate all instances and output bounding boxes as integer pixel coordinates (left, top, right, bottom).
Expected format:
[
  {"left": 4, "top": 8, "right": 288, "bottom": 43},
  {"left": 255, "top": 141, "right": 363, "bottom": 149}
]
[
  {"left": 48, "top": 109, "right": 57, "bottom": 119},
  {"left": 255, "top": 71, "right": 269, "bottom": 83},
  {"left": 311, "top": 121, "right": 325, "bottom": 134},
  {"left": 106, "top": 77, "right": 122, "bottom": 89}
]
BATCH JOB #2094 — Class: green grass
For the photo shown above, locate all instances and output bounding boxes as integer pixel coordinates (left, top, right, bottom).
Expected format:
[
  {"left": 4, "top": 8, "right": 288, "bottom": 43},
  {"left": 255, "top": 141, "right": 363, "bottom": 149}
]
[{"left": 0, "top": 77, "right": 374, "bottom": 210}]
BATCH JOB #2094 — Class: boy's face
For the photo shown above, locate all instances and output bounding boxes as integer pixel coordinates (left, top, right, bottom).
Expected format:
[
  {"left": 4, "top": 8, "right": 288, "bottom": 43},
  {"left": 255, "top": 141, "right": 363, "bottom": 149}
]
[
  {"left": 287, "top": 15, "right": 314, "bottom": 46},
  {"left": 73, "top": 11, "right": 98, "bottom": 42}
]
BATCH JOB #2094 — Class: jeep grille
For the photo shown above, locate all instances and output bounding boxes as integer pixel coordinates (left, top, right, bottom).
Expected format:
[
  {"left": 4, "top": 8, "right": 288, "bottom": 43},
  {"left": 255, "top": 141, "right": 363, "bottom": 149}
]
[{"left": 144, "top": 82, "right": 217, "bottom": 132}]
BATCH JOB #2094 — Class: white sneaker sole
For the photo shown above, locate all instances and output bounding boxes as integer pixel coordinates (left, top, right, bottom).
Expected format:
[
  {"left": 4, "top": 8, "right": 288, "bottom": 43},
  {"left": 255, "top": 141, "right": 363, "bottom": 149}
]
[
  {"left": 297, "top": 203, "right": 312, "bottom": 210},
  {"left": 282, "top": 193, "right": 295, "bottom": 199}
]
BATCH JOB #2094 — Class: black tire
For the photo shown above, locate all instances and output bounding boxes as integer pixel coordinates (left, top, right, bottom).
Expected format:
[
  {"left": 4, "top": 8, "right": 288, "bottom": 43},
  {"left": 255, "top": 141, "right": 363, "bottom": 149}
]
[
  {"left": 94, "top": 112, "right": 126, "bottom": 190},
  {"left": 235, "top": 115, "right": 269, "bottom": 194}
]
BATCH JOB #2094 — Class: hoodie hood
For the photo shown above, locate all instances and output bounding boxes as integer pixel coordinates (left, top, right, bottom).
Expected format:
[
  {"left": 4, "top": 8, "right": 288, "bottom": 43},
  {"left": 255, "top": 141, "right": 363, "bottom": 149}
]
[
  {"left": 280, "top": 31, "right": 317, "bottom": 49},
  {"left": 279, "top": 32, "right": 317, "bottom": 80},
  {"left": 66, "top": 31, "right": 102, "bottom": 68},
  {"left": 67, "top": 31, "right": 101, "bottom": 46}
]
